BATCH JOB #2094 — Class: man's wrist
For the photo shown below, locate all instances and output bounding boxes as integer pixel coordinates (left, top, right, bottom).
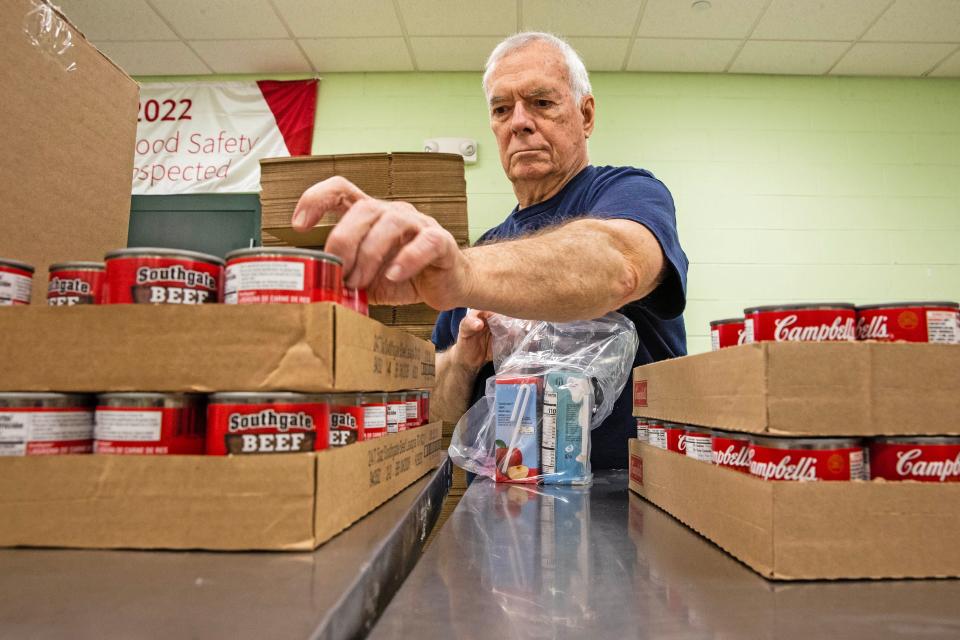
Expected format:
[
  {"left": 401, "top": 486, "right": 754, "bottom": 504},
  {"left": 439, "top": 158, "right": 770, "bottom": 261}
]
[{"left": 445, "top": 342, "right": 483, "bottom": 377}]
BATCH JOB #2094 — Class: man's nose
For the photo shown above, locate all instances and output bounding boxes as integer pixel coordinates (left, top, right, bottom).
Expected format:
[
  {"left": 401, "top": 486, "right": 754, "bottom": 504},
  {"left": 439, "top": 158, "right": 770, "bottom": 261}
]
[{"left": 510, "top": 102, "right": 535, "bottom": 136}]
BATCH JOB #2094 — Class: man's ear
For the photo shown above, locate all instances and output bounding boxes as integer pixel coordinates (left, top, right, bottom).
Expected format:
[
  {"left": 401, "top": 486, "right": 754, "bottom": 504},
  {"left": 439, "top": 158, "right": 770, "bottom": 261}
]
[{"left": 581, "top": 95, "right": 596, "bottom": 138}]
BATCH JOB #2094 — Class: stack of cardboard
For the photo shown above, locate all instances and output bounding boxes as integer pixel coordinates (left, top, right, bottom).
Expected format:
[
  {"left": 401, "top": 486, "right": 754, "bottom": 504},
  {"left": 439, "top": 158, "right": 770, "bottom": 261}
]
[
  {"left": 369, "top": 302, "right": 441, "bottom": 343},
  {"left": 259, "top": 152, "right": 469, "bottom": 248}
]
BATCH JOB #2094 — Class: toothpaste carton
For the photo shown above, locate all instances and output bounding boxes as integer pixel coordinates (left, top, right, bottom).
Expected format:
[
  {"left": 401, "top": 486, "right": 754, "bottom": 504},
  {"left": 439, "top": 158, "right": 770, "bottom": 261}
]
[
  {"left": 541, "top": 372, "right": 592, "bottom": 484},
  {"left": 494, "top": 376, "right": 541, "bottom": 483}
]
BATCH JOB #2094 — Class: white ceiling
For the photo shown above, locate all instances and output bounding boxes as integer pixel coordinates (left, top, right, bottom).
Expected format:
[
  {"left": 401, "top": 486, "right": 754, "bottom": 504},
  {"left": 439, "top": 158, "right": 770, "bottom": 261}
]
[{"left": 56, "top": 0, "right": 960, "bottom": 77}]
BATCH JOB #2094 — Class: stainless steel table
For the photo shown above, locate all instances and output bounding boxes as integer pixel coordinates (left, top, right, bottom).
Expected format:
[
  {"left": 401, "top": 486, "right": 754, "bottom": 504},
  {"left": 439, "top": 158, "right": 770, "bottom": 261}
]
[
  {"left": 371, "top": 470, "right": 960, "bottom": 639},
  {"left": 0, "top": 458, "right": 451, "bottom": 640}
]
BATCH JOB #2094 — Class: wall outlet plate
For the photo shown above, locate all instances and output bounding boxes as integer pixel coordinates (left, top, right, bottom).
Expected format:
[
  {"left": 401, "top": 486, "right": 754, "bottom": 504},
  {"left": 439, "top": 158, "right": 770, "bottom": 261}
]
[{"left": 423, "top": 137, "right": 477, "bottom": 164}]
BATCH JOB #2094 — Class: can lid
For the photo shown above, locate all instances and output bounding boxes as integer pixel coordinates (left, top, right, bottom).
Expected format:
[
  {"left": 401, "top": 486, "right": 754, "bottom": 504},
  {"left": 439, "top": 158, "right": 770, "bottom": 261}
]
[
  {"left": 744, "top": 302, "right": 855, "bottom": 314},
  {"left": 225, "top": 247, "right": 343, "bottom": 265},
  {"left": 873, "top": 435, "right": 960, "bottom": 444},
  {"left": 104, "top": 247, "right": 225, "bottom": 266},
  {"left": 709, "top": 317, "right": 743, "bottom": 326},
  {"left": 49, "top": 261, "right": 106, "bottom": 272},
  {"left": 0, "top": 258, "right": 35, "bottom": 273},
  {"left": 856, "top": 301, "right": 958, "bottom": 311},
  {"left": 750, "top": 434, "right": 862, "bottom": 447},
  {"left": 0, "top": 392, "right": 88, "bottom": 400},
  {"left": 209, "top": 391, "right": 321, "bottom": 402},
  {"left": 97, "top": 392, "right": 197, "bottom": 400}
]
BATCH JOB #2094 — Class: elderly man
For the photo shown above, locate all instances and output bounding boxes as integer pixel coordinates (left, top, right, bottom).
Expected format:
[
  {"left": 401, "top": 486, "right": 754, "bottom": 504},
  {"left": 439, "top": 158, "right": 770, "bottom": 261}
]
[{"left": 292, "top": 32, "right": 687, "bottom": 469}]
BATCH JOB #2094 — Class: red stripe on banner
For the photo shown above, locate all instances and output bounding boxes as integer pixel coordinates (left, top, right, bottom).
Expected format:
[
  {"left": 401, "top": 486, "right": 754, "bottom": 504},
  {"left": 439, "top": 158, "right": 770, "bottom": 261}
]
[{"left": 257, "top": 79, "right": 317, "bottom": 156}]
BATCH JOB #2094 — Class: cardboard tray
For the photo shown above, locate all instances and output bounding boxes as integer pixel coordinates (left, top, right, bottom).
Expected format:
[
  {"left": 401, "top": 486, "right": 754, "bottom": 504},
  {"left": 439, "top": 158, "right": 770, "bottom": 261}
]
[
  {"left": 0, "top": 303, "right": 434, "bottom": 392},
  {"left": 632, "top": 342, "right": 960, "bottom": 436},
  {"left": 628, "top": 439, "right": 960, "bottom": 580},
  {"left": 0, "top": 423, "right": 442, "bottom": 551}
]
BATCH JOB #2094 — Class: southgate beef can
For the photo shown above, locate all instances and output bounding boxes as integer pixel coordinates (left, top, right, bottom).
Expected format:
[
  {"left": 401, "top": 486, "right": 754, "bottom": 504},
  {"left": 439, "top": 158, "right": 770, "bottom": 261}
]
[
  {"left": 360, "top": 392, "right": 388, "bottom": 439},
  {"left": 386, "top": 392, "right": 408, "bottom": 433},
  {"left": 749, "top": 436, "right": 867, "bottom": 482},
  {"left": 47, "top": 262, "right": 105, "bottom": 306},
  {"left": 206, "top": 392, "right": 329, "bottom": 455},
  {"left": 95, "top": 393, "right": 205, "bottom": 455},
  {"left": 342, "top": 287, "right": 369, "bottom": 316},
  {"left": 709, "top": 318, "right": 745, "bottom": 351},
  {"left": 711, "top": 430, "right": 750, "bottom": 473},
  {"left": 869, "top": 437, "right": 960, "bottom": 482},
  {"left": 0, "top": 258, "right": 34, "bottom": 305},
  {"left": 683, "top": 428, "right": 713, "bottom": 462},
  {"left": 104, "top": 248, "right": 223, "bottom": 304},
  {"left": 224, "top": 248, "right": 342, "bottom": 304},
  {"left": 419, "top": 389, "right": 430, "bottom": 425},
  {"left": 636, "top": 417, "right": 649, "bottom": 441},
  {"left": 743, "top": 303, "right": 856, "bottom": 343},
  {"left": 404, "top": 391, "right": 421, "bottom": 429},
  {"left": 856, "top": 301, "right": 959, "bottom": 344},
  {"left": 647, "top": 419, "right": 667, "bottom": 450},
  {"left": 0, "top": 393, "right": 93, "bottom": 456},
  {"left": 327, "top": 393, "right": 365, "bottom": 447}
]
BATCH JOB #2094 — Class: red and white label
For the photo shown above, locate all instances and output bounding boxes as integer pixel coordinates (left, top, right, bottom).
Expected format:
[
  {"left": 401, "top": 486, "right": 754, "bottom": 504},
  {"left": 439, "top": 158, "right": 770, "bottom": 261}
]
[
  {"left": 104, "top": 257, "right": 222, "bottom": 304},
  {"left": 711, "top": 435, "right": 751, "bottom": 473},
  {"left": 648, "top": 425, "right": 667, "bottom": 449},
  {"left": 629, "top": 454, "right": 643, "bottom": 486},
  {"left": 0, "top": 266, "right": 33, "bottom": 306},
  {"left": 869, "top": 441, "right": 960, "bottom": 482},
  {"left": 857, "top": 306, "right": 959, "bottom": 344},
  {"left": 635, "top": 418, "right": 648, "bottom": 441},
  {"left": 665, "top": 426, "right": 686, "bottom": 454},
  {"left": 387, "top": 400, "right": 407, "bottom": 433},
  {"left": 0, "top": 408, "right": 93, "bottom": 456},
  {"left": 419, "top": 392, "right": 430, "bottom": 426},
  {"left": 747, "top": 308, "right": 856, "bottom": 343},
  {"left": 96, "top": 406, "right": 205, "bottom": 455},
  {"left": 405, "top": 399, "right": 420, "bottom": 428},
  {"left": 749, "top": 443, "right": 865, "bottom": 481},
  {"left": 206, "top": 402, "right": 327, "bottom": 455},
  {"left": 361, "top": 402, "right": 387, "bottom": 439},
  {"left": 329, "top": 402, "right": 364, "bottom": 447},
  {"left": 684, "top": 432, "right": 713, "bottom": 462},
  {"left": 710, "top": 322, "right": 745, "bottom": 351},
  {"left": 342, "top": 288, "right": 369, "bottom": 316},
  {"left": 224, "top": 256, "right": 341, "bottom": 304},
  {"left": 47, "top": 270, "right": 104, "bottom": 306},
  {"left": 633, "top": 380, "right": 648, "bottom": 408}
]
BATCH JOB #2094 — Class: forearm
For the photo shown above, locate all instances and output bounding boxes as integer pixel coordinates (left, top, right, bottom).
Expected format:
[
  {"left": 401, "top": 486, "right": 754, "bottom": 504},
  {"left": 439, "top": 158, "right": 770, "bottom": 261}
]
[
  {"left": 461, "top": 219, "right": 659, "bottom": 321},
  {"left": 430, "top": 348, "right": 480, "bottom": 423}
]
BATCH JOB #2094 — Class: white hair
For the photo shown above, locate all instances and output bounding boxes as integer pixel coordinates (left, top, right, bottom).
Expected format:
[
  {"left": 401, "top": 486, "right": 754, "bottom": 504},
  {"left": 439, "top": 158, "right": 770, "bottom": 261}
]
[{"left": 482, "top": 32, "right": 592, "bottom": 105}]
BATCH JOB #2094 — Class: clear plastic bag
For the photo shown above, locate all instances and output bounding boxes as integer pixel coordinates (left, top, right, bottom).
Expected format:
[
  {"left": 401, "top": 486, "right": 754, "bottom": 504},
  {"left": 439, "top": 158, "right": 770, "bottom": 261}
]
[{"left": 448, "top": 312, "right": 638, "bottom": 485}]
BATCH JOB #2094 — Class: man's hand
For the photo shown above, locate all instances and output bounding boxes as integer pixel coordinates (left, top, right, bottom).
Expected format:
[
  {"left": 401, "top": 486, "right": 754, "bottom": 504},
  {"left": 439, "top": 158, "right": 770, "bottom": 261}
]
[
  {"left": 447, "top": 310, "right": 493, "bottom": 373},
  {"left": 292, "top": 176, "right": 474, "bottom": 309}
]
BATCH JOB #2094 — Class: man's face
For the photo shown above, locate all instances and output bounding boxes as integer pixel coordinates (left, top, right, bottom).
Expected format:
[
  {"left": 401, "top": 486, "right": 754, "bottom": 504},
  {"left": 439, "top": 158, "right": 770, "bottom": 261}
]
[{"left": 487, "top": 42, "right": 594, "bottom": 186}]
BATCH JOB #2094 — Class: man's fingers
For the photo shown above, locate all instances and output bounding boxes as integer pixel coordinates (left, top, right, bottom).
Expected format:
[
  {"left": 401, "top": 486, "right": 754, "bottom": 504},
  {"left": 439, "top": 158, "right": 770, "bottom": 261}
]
[
  {"left": 458, "top": 313, "right": 486, "bottom": 339},
  {"left": 382, "top": 227, "right": 455, "bottom": 284},
  {"left": 323, "top": 199, "right": 390, "bottom": 278},
  {"left": 291, "top": 176, "right": 368, "bottom": 232},
  {"left": 346, "top": 205, "right": 422, "bottom": 289}
]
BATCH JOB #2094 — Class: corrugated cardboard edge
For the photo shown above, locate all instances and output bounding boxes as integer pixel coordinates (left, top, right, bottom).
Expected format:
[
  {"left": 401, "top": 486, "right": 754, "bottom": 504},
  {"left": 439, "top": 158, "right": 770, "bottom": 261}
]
[{"left": 312, "top": 422, "right": 443, "bottom": 548}]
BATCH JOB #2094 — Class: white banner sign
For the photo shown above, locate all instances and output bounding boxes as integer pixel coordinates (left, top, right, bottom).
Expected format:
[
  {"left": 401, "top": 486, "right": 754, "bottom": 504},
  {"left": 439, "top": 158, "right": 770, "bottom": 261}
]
[{"left": 131, "top": 80, "right": 317, "bottom": 195}]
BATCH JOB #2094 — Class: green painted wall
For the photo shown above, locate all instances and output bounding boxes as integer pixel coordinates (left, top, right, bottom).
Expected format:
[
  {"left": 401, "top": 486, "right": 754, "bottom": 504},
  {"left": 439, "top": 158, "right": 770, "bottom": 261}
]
[{"left": 138, "top": 72, "right": 960, "bottom": 354}]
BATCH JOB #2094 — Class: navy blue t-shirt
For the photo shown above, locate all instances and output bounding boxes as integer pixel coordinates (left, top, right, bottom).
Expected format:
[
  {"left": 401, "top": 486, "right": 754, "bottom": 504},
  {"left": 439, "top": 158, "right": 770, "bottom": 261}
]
[{"left": 432, "top": 165, "right": 688, "bottom": 469}]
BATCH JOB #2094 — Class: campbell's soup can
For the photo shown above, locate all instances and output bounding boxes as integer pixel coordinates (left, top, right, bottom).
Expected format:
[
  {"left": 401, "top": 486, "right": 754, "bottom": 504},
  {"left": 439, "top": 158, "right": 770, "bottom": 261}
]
[
  {"left": 664, "top": 422, "right": 686, "bottom": 454},
  {"left": 0, "top": 258, "right": 34, "bottom": 306},
  {"left": 647, "top": 419, "right": 667, "bottom": 450},
  {"left": 856, "top": 301, "right": 959, "bottom": 344},
  {"left": 327, "top": 392, "right": 365, "bottom": 447},
  {"left": 419, "top": 389, "right": 430, "bottom": 425},
  {"left": 683, "top": 428, "right": 713, "bottom": 462},
  {"left": 342, "top": 287, "right": 369, "bottom": 316},
  {"left": 47, "top": 262, "right": 105, "bottom": 306},
  {"left": 711, "top": 430, "right": 750, "bottom": 473},
  {"left": 0, "top": 393, "right": 93, "bottom": 455},
  {"left": 95, "top": 393, "right": 205, "bottom": 455},
  {"left": 869, "top": 437, "right": 960, "bottom": 482},
  {"left": 709, "top": 318, "right": 745, "bottom": 351},
  {"left": 224, "top": 248, "right": 342, "bottom": 304},
  {"left": 749, "top": 436, "right": 867, "bottom": 481},
  {"left": 743, "top": 303, "right": 856, "bottom": 343},
  {"left": 636, "top": 417, "right": 649, "bottom": 441},
  {"left": 386, "top": 392, "right": 407, "bottom": 433},
  {"left": 104, "top": 248, "right": 223, "bottom": 304},
  {"left": 206, "top": 392, "right": 328, "bottom": 455},
  {"left": 360, "top": 392, "right": 388, "bottom": 439}
]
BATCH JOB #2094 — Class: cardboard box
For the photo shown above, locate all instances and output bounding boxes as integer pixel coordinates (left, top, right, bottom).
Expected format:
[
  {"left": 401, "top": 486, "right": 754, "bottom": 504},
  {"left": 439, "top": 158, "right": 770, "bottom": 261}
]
[
  {"left": 0, "top": 422, "right": 442, "bottom": 551},
  {"left": 1, "top": 0, "right": 137, "bottom": 302},
  {"left": 0, "top": 303, "right": 434, "bottom": 392},
  {"left": 628, "top": 439, "right": 960, "bottom": 580},
  {"left": 633, "top": 342, "right": 960, "bottom": 436}
]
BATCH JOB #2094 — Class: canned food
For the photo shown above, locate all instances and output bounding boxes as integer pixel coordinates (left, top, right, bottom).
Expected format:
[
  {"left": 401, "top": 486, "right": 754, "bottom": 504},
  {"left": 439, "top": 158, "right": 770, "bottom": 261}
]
[
  {"left": 404, "top": 391, "right": 421, "bottom": 429},
  {"left": 0, "top": 258, "right": 34, "bottom": 306},
  {"left": 419, "top": 389, "right": 430, "bottom": 425},
  {"left": 683, "top": 428, "right": 713, "bottom": 462},
  {"left": 743, "top": 303, "right": 856, "bottom": 343},
  {"left": 104, "top": 248, "right": 223, "bottom": 304},
  {"left": 869, "top": 437, "right": 960, "bottom": 482},
  {"left": 387, "top": 392, "right": 407, "bottom": 433},
  {"left": 360, "top": 392, "right": 388, "bottom": 439},
  {"left": 749, "top": 436, "right": 866, "bottom": 481},
  {"left": 47, "top": 262, "right": 105, "bottom": 306},
  {"left": 664, "top": 422, "right": 687, "bottom": 454},
  {"left": 856, "top": 302, "right": 959, "bottom": 344},
  {"left": 0, "top": 393, "right": 93, "bottom": 455},
  {"left": 709, "top": 318, "right": 745, "bottom": 351},
  {"left": 224, "top": 248, "right": 342, "bottom": 304},
  {"left": 95, "top": 393, "right": 205, "bottom": 455},
  {"left": 206, "top": 392, "right": 328, "bottom": 455},
  {"left": 711, "top": 430, "right": 750, "bottom": 473},
  {"left": 635, "top": 417, "right": 649, "bottom": 441},
  {"left": 327, "top": 392, "right": 365, "bottom": 447},
  {"left": 342, "top": 287, "right": 369, "bottom": 316},
  {"left": 647, "top": 419, "right": 667, "bottom": 450}
]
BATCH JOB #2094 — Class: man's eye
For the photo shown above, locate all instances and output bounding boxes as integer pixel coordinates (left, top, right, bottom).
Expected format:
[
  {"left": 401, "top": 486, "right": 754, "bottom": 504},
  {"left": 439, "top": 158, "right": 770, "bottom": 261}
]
[
  {"left": 536, "top": 100, "right": 552, "bottom": 108},
  {"left": 493, "top": 106, "right": 508, "bottom": 115}
]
